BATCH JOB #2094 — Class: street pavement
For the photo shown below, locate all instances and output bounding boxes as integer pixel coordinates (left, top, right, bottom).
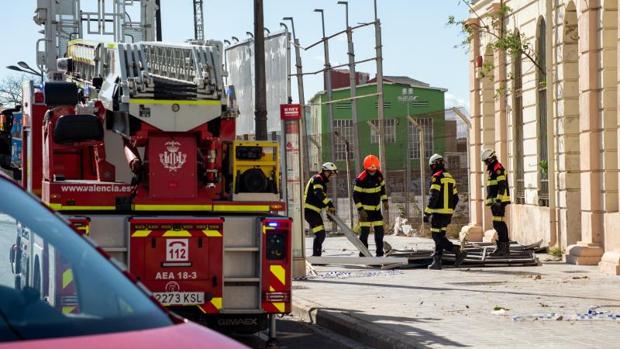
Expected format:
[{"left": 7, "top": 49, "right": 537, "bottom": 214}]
[
  {"left": 294, "top": 235, "right": 620, "bottom": 349},
  {"left": 233, "top": 315, "right": 372, "bottom": 349}
]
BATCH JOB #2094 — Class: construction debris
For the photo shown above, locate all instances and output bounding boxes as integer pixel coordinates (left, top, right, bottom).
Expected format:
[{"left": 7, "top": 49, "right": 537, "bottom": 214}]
[
  {"left": 385, "top": 240, "right": 540, "bottom": 267},
  {"left": 512, "top": 306, "right": 620, "bottom": 322}
]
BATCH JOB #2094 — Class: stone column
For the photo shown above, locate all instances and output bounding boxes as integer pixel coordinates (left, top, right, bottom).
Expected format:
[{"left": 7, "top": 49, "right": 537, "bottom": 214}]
[
  {"left": 460, "top": 18, "right": 484, "bottom": 242},
  {"left": 599, "top": 0, "right": 620, "bottom": 275},
  {"left": 492, "top": 3, "right": 510, "bottom": 239},
  {"left": 567, "top": 0, "right": 604, "bottom": 265}
]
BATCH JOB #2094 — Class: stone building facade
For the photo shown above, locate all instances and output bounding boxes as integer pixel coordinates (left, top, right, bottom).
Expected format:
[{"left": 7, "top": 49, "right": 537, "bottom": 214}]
[{"left": 463, "top": 0, "right": 620, "bottom": 275}]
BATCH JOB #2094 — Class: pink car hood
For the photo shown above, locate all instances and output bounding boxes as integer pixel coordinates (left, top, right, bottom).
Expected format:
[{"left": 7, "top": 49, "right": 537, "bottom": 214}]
[{"left": 0, "top": 321, "right": 248, "bottom": 349}]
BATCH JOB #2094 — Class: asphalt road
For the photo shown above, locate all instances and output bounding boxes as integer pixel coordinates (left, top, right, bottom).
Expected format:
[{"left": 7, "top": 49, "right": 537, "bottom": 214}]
[{"left": 232, "top": 315, "right": 369, "bottom": 349}]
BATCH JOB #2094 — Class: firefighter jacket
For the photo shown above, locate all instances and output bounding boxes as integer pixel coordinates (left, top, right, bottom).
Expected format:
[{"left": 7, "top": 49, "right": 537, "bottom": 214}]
[
  {"left": 424, "top": 170, "right": 459, "bottom": 215},
  {"left": 486, "top": 162, "right": 511, "bottom": 206},
  {"left": 353, "top": 170, "right": 387, "bottom": 212},
  {"left": 304, "top": 173, "right": 334, "bottom": 213}
]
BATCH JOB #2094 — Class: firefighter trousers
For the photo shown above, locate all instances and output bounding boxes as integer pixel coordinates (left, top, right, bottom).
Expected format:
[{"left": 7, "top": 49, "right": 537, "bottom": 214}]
[
  {"left": 430, "top": 214, "right": 455, "bottom": 255},
  {"left": 359, "top": 210, "right": 384, "bottom": 257},
  {"left": 305, "top": 209, "right": 326, "bottom": 256},
  {"left": 491, "top": 204, "right": 509, "bottom": 242}
]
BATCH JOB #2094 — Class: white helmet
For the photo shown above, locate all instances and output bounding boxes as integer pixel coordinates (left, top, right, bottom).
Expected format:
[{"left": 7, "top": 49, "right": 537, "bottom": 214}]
[
  {"left": 428, "top": 153, "right": 444, "bottom": 166},
  {"left": 321, "top": 162, "right": 338, "bottom": 173},
  {"left": 481, "top": 148, "right": 496, "bottom": 162}
]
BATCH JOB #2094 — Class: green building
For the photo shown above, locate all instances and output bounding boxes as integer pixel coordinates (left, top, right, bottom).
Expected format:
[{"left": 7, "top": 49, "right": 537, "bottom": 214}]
[{"left": 308, "top": 76, "right": 454, "bottom": 195}]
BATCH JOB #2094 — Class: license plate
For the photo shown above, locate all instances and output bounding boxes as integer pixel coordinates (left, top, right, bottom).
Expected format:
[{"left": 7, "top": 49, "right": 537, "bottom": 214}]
[{"left": 153, "top": 292, "right": 205, "bottom": 305}]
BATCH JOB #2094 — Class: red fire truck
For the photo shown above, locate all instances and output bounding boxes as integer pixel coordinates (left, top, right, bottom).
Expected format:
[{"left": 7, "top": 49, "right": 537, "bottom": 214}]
[{"left": 12, "top": 37, "right": 292, "bottom": 338}]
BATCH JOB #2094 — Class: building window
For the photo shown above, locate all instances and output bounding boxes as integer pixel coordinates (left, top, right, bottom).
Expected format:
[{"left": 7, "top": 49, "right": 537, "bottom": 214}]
[
  {"left": 370, "top": 119, "right": 396, "bottom": 144},
  {"left": 537, "top": 18, "right": 549, "bottom": 206},
  {"left": 513, "top": 31, "right": 525, "bottom": 204},
  {"left": 334, "top": 119, "right": 354, "bottom": 161},
  {"left": 408, "top": 118, "right": 433, "bottom": 159}
]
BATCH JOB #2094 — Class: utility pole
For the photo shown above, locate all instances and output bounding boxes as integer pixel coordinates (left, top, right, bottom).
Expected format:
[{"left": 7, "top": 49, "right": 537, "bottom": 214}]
[
  {"left": 254, "top": 0, "right": 267, "bottom": 140},
  {"left": 283, "top": 17, "right": 311, "bottom": 181},
  {"left": 338, "top": 1, "right": 361, "bottom": 174},
  {"left": 315, "top": 8, "right": 338, "bottom": 223},
  {"left": 193, "top": 0, "right": 205, "bottom": 41},
  {"left": 155, "top": 0, "right": 162, "bottom": 41},
  {"left": 335, "top": 131, "right": 354, "bottom": 229},
  {"left": 373, "top": 0, "right": 389, "bottom": 228}
]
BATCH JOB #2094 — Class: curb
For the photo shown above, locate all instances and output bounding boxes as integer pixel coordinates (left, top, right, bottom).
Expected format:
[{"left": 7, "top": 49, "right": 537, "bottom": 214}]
[{"left": 292, "top": 296, "right": 420, "bottom": 349}]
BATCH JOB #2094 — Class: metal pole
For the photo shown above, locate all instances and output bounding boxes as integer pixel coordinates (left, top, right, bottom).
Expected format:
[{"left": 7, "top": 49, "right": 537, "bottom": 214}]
[
  {"left": 405, "top": 105, "right": 411, "bottom": 224},
  {"left": 155, "top": 0, "right": 162, "bottom": 41},
  {"left": 283, "top": 17, "right": 312, "bottom": 182},
  {"left": 336, "top": 131, "right": 354, "bottom": 229},
  {"left": 338, "top": 1, "right": 361, "bottom": 174},
  {"left": 373, "top": 0, "right": 388, "bottom": 227},
  {"left": 254, "top": 0, "right": 268, "bottom": 140},
  {"left": 315, "top": 9, "right": 338, "bottom": 229},
  {"left": 420, "top": 127, "right": 426, "bottom": 234},
  {"left": 408, "top": 115, "right": 425, "bottom": 234}
]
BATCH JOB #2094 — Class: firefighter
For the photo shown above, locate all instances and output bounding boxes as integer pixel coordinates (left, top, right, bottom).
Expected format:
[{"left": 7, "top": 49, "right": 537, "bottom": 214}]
[
  {"left": 353, "top": 155, "right": 388, "bottom": 257},
  {"left": 423, "top": 154, "right": 467, "bottom": 270},
  {"left": 304, "top": 162, "right": 338, "bottom": 257},
  {"left": 481, "top": 148, "right": 511, "bottom": 256}
]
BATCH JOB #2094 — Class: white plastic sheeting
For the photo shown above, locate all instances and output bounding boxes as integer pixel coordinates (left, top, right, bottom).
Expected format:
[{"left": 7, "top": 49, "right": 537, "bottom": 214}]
[{"left": 225, "top": 32, "right": 290, "bottom": 135}]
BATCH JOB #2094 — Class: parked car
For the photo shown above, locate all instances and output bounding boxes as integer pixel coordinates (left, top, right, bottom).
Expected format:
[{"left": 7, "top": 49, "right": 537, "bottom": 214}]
[{"left": 0, "top": 173, "right": 246, "bottom": 348}]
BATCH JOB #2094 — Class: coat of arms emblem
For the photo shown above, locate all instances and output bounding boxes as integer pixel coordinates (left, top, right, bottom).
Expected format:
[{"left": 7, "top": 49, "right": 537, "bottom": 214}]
[{"left": 159, "top": 140, "right": 187, "bottom": 172}]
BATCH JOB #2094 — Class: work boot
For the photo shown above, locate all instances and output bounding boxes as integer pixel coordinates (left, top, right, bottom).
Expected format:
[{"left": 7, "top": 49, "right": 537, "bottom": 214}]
[
  {"left": 452, "top": 245, "right": 468, "bottom": 267},
  {"left": 428, "top": 253, "right": 442, "bottom": 270},
  {"left": 490, "top": 241, "right": 510, "bottom": 257}
]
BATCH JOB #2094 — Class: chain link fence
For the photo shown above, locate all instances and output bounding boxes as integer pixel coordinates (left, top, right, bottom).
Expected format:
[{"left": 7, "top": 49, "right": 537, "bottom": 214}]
[{"left": 306, "top": 108, "right": 470, "bottom": 239}]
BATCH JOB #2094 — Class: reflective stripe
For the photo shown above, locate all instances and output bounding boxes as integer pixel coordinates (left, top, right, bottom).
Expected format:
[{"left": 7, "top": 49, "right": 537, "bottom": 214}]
[
  {"left": 380, "top": 195, "right": 388, "bottom": 201},
  {"left": 313, "top": 184, "right": 323, "bottom": 190},
  {"left": 487, "top": 180, "right": 498, "bottom": 186},
  {"left": 203, "top": 229, "right": 223, "bottom": 237},
  {"left": 496, "top": 175, "right": 506, "bottom": 181},
  {"left": 305, "top": 204, "right": 322, "bottom": 213},
  {"left": 493, "top": 216, "right": 504, "bottom": 222},
  {"left": 312, "top": 225, "right": 325, "bottom": 233},
  {"left": 62, "top": 269, "right": 74, "bottom": 289},
  {"left": 425, "top": 208, "right": 454, "bottom": 214},
  {"left": 360, "top": 221, "right": 384, "bottom": 227},
  {"left": 430, "top": 184, "right": 441, "bottom": 191},
  {"left": 270, "top": 265, "right": 286, "bottom": 286},
  {"left": 163, "top": 230, "right": 192, "bottom": 237},
  {"left": 354, "top": 185, "right": 382, "bottom": 193},
  {"left": 441, "top": 227, "right": 447, "bottom": 231},
  {"left": 272, "top": 302, "right": 286, "bottom": 313},
  {"left": 355, "top": 202, "right": 363, "bottom": 208},
  {"left": 431, "top": 228, "right": 441, "bottom": 233},
  {"left": 361, "top": 204, "right": 381, "bottom": 211},
  {"left": 323, "top": 198, "right": 332, "bottom": 205},
  {"left": 132, "top": 230, "right": 152, "bottom": 237}
]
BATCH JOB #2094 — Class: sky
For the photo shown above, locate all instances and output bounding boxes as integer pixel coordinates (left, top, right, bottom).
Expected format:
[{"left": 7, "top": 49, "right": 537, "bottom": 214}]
[{"left": 0, "top": 0, "right": 470, "bottom": 111}]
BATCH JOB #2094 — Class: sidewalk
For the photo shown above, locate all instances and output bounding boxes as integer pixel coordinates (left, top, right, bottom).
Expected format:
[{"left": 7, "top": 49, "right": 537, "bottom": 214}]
[{"left": 293, "top": 236, "right": 620, "bottom": 349}]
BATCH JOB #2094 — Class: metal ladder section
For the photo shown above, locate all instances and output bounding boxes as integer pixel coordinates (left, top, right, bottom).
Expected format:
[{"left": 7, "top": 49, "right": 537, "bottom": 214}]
[
  {"left": 65, "top": 40, "right": 225, "bottom": 102},
  {"left": 220, "top": 216, "right": 263, "bottom": 314},
  {"left": 118, "top": 42, "right": 224, "bottom": 101}
]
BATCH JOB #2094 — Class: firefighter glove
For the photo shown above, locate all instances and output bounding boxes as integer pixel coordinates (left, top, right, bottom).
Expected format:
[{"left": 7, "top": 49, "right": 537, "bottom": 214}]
[
  {"left": 358, "top": 209, "right": 368, "bottom": 222},
  {"left": 382, "top": 201, "right": 389, "bottom": 212},
  {"left": 327, "top": 206, "right": 337, "bottom": 215},
  {"left": 423, "top": 214, "right": 430, "bottom": 223}
]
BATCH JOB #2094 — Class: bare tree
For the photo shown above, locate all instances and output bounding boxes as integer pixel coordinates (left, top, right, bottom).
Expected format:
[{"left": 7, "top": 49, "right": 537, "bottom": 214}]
[{"left": 0, "top": 75, "right": 27, "bottom": 106}]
